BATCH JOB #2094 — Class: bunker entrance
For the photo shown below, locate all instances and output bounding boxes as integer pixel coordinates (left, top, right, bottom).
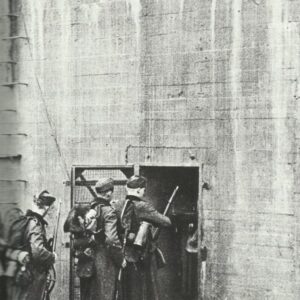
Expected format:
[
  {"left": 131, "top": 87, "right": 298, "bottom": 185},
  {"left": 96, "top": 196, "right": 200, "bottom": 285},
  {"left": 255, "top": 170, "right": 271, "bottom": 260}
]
[
  {"left": 140, "top": 166, "right": 200, "bottom": 300},
  {"left": 69, "top": 165, "right": 200, "bottom": 300}
]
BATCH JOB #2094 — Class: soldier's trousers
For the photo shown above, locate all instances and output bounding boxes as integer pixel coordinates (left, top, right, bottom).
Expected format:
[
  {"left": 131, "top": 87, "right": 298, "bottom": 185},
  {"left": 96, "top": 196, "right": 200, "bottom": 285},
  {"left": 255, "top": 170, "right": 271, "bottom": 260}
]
[
  {"left": 122, "top": 255, "right": 160, "bottom": 300},
  {"left": 6, "top": 270, "right": 47, "bottom": 300}
]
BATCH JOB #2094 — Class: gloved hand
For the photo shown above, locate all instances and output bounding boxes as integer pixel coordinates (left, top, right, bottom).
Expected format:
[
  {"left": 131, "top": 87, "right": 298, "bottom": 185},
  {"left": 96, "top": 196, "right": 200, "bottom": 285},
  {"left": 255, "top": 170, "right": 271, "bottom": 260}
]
[
  {"left": 127, "top": 232, "right": 136, "bottom": 242},
  {"left": 6, "top": 249, "right": 29, "bottom": 265},
  {"left": 17, "top": 251, "right": 30, "bottom": 265},
  {"left": 85, "top": 209, "right": 97, "bottom": 225}
]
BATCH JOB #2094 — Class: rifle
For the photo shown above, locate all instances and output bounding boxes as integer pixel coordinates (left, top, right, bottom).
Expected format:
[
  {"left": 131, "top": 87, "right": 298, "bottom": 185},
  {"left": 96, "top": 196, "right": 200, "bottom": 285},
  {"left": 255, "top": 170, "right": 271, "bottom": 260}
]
[
  {"left": 43, "top": 199, "right": 62, "bottom": 300},
  {"left": 152, "top": 186, "right": 179, "bottom": 269},
  {"left": 114, "top": 199, "right": 132, "bottom": 300},
  {"left": 152, "top": 186, "right": 179, "bottom": 241}
]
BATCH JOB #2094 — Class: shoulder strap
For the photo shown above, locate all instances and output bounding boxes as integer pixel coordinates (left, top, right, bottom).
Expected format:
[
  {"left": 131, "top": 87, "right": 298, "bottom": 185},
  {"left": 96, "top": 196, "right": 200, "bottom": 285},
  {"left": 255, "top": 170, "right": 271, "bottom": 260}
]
[
  {"left": 120, "top": 199, "right": 131, "bottom": 221},
  {"left": 22, "top": 216, "right": 36, "bottom": 249},
  {"left": 96, "top": 204, "right": 105, "bottom": 231}
]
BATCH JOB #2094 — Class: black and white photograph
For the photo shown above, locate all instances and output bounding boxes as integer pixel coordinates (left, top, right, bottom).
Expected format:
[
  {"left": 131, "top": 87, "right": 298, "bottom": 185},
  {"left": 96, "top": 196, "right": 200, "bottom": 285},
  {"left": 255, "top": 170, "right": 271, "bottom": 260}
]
[{"left": 0, "top": 0, "right": 299, "bottom": 299}]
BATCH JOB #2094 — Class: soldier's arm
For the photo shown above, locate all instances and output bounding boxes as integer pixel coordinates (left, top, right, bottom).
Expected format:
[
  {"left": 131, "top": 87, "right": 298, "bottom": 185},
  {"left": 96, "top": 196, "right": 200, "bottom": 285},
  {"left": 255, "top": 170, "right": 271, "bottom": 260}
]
[
  {"left": 137, "top": 202, "right": 171, "bottom": 227},
  {"left": 102, "top": 207, "right": 123, "bottom": 267},
  {"left": 26, "top": 219, "right": 55, "bottom": 267}
]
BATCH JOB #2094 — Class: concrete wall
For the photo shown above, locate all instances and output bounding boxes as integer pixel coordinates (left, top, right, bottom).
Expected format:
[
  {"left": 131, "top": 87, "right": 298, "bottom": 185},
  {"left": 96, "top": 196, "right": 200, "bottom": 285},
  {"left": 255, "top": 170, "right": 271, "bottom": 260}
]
[
  {"left": 2, "top": 0, "right": 300, "bottom": 299},
  {"left": 0, "top": 0, "right": 27, "bottom": 238},
  {"left": 207, "top": 1, "right": 300, "bottom": 299}
]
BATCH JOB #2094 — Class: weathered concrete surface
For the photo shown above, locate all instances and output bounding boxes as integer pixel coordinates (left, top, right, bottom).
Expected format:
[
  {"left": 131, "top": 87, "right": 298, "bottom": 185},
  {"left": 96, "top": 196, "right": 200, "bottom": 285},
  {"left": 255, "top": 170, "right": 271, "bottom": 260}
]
[
  {"left": 1, "top": 0, "right": 300, "bottom": 299},
  {"left": 0, "top": 0, "right": 28, "bottom": 239}
]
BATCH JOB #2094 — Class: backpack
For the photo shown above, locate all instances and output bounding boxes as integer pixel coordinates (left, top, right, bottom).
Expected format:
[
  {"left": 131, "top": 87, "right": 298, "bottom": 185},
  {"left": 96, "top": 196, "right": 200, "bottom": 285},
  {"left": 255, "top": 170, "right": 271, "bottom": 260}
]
[
  {"left": 5, "top": 215, "right": 34, "bottom": 286},
  {"left": 7, "top": 215, "right": 33, "bottom": 250}
]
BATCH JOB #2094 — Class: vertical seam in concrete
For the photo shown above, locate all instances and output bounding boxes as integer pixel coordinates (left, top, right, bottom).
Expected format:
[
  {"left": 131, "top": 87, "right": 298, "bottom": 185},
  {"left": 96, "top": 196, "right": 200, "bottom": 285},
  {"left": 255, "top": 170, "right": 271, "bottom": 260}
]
[
  {"left": 126, "top": 0, "right": 141, "bottom": 52},
  {"left": 211, "top": 0, "right": 217, "bottom": 112},
  {"left": 125, "top": 0, "right": 143, "bottom": 160},
  {"left": 269, "top": 1, "right": 287, "bottom": 210},
  {"left": 231, "top": 0, "right": 244, "bottom": 209},
  {"left": 179, "top": 0, "right": 185, "bottom": 19}
]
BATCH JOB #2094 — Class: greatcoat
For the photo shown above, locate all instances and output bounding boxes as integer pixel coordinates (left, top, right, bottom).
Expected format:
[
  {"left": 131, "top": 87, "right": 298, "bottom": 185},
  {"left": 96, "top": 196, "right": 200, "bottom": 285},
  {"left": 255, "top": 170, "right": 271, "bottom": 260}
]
[
  {"left": 64, "top": 199, "right": 123, "bottom": 300},
  {"left": 6, "top": 210, "right": 55, "bottom": 300},
  {"left": 113, "top": 195, "right": 171, "bottom": 300}
]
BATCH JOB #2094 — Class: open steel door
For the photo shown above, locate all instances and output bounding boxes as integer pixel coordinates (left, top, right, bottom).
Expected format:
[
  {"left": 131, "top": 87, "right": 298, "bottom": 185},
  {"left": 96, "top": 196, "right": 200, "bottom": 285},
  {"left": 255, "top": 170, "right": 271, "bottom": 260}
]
[{"left": 69, "top": 165, "right": 134, "bottom": 300}]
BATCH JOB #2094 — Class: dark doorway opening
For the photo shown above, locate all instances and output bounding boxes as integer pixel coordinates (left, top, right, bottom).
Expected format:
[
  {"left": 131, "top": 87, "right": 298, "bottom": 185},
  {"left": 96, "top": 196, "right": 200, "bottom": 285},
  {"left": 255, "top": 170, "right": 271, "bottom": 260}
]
[{"left": 140, "top": 166, "right": 199, "bottom": 300}]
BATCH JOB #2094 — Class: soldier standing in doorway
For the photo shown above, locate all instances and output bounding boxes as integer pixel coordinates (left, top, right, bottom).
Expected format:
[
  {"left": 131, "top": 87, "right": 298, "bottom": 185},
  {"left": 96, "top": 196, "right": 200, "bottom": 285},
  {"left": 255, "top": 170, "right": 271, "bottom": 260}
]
[
  {"left": 113, "top": 175, "right": 172, "bottom": 300},
  {"left": 5, "top": 190, "right": 57, "bottom": 300},
  {"left": 64, "top": 178, "right": 126, "bottom": 300}
]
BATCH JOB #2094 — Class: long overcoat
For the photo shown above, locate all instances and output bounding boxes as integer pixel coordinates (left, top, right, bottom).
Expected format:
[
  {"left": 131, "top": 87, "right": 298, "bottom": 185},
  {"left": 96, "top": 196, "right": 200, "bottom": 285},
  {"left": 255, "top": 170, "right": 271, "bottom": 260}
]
[
  {"left": 64, "top": 200, "right": 123, "bottom": 300},
  {"left": 6, "top": 210, "right": 55, "bottom": 300},
  {"left": 113, "top": 195, "right": 171, "bottom": 300}
]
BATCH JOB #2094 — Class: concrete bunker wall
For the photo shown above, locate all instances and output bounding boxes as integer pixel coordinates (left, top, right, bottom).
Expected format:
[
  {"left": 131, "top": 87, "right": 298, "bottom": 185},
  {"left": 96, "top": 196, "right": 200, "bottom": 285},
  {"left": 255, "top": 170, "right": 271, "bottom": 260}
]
[{"left": 1, "top": 0, "right": 300, "bottom": 299}]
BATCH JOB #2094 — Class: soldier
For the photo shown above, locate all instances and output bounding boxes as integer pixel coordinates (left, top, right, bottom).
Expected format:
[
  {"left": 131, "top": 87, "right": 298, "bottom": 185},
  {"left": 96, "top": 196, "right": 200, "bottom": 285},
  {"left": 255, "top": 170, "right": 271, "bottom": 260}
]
[
  {"left": 113, "top": 175, "right": 172, "bottom": 300},
  {"left": 5, "top": 190, "right": 57, "bottom": 300},
  {"left": 64, "top": 178, "right": 125, "bottom": 300}
]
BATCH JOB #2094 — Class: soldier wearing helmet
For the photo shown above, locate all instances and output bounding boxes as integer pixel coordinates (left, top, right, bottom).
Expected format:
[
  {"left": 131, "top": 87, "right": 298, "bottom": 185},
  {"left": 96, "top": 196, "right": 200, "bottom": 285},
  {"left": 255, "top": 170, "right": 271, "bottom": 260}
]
[
  {"left": 64, "top": 178, "right": 125, "bottom": 300},
  {"left": 113, "top": 175, "right": 171, "bottom": 300},
  {"left": 6, "top": 190, "right": 57, "bottom": 300}
]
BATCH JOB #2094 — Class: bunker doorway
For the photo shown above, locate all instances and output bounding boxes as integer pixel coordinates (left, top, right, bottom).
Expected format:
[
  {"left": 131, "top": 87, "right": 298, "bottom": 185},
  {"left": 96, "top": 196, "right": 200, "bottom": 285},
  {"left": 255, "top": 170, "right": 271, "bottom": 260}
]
[
  {"left": 69, "top": 165, "right": 200, "bottom": 300},
  {"left": 139, "top": 165, "right": 200, "bottom": 300}
]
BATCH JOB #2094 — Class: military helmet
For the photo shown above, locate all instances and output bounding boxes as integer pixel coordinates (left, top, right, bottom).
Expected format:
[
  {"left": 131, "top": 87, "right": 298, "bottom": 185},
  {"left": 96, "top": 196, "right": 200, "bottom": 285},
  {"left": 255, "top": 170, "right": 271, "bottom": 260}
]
[
  {"left": 126, "top": 175, "right": 147, "bottom": 189},
  {"left": 37, "top": 190, "right": 56, "bottom": 206},
  {"left": 95, "top": 178, "right": 114, "bottom": 193}
]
